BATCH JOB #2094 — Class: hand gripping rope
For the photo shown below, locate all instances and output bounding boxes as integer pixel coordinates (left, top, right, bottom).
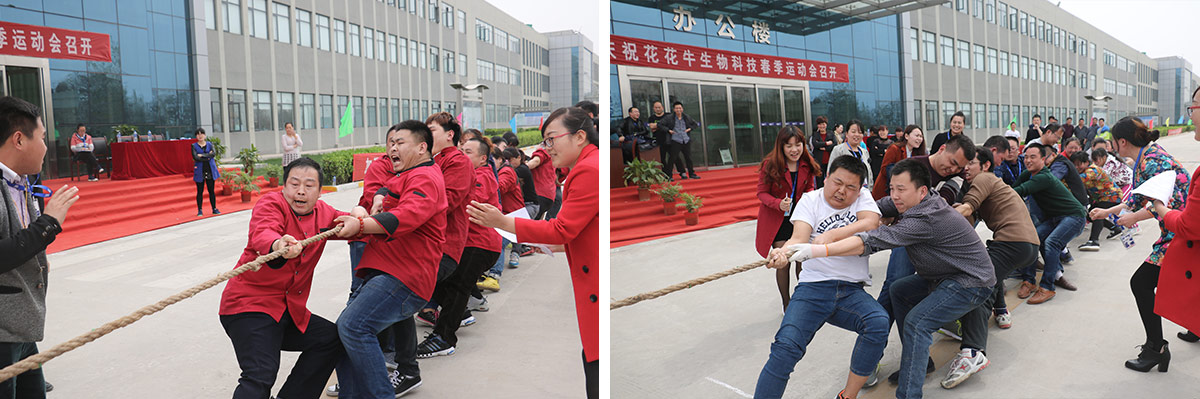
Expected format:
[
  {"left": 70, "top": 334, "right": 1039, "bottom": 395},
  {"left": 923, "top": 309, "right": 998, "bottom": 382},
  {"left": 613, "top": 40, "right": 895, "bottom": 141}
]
[{"left": 0, "top": 225, "right": 344, "bottom": 383}]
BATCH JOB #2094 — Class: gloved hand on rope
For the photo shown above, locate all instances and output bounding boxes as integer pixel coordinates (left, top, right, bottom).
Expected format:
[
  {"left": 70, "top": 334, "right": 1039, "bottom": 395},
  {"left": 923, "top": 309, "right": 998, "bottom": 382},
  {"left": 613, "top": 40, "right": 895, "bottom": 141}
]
[{"left": 766, "top": 243, "right": 829, "bottom": 269}]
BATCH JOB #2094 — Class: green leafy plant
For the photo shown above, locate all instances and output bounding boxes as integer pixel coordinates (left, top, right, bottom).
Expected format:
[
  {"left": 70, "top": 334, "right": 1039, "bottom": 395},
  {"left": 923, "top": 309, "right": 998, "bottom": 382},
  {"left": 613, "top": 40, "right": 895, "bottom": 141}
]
[
  {"left": 230, "top": 171, "right": 261, "bottom": 193},
  {"left": 109, "top": 124, "right": 138, "bottom": 144},
  {"left": 676, "top": 192, "right": 704, "bottom": 213},
  {"left": 236, "top": 144, "right": 261, "bottom": 176},
  {"left": 209, "top": 136, "right": 227, "bottom": 161},
  {"left": 654, "top": 183, "right": 682, "bottom": 202},
  {"left": 259, "top": 164, "right": 283, "bottom": 179},
  {"left": 319, "top": 151, "right": 355, "bottom": 185},
  {"left": 217, "top": 171, "right": 235, "bottom": 186},
  {"left": 622, "top": 159, "right": 667, "bottom": 189}
]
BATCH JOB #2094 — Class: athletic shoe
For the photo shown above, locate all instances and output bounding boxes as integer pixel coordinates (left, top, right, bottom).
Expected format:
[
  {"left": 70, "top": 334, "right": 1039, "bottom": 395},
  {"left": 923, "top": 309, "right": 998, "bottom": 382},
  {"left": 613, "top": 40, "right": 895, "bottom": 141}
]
[
  {"left": 197, "top": 211, "right": 203, "bottom": 217},
  {"left": 518, "top": 246, "right": 535, "bottom": 257},
  {"left": 477, "top": 275, "right": 500, "bottom": 292},
  {"left": 1107, "top": 226, "right": 1125, "bottom": 240},
  {"left": 88, "top": 177, "right": 99, "bottom": 182},
  {"left": 97, "top": 168, "right": 105, "bottom": 174},
  {"left": 416, "top": 309, "right": 438, "bottom": 327},
  {"left": 460, "top": 310, "right": 476, "bottom": 327},
  {"left": 937, "top": 320, "right": 963, "bottom": 341},
  {"left": 995, "top": 311, "right": 1012, "bottom": 329},
  {"left": 941, "top": 349, "right": 989, "bottom": 389},
  {"left": 508, "top": 251, "right": 520, "bottom": 267},
  {"left": 325, "top": 384, "right": 339, "bottom": 397},
  {"left": 45, "top": 382, "right": 52, "bottom": 392},
  {"left": 863, "top": 364, "right": 881, "bottom": 388},
  {"left": 416, "top": 333, "right": 455, "bottom": 358},
  {"left": 212, "top": 208, "right": 221, "bottom": 215},
  {"left": 1079, "top": 240, "right": 1100, "bottom": 251},
  {"left": 467, "top": 295, "right": 489, "bottom": 312},
  {"left": 389, "top": 370, "right": 422, "bottom": 397},
  {"left": 1060, "top": 249, "right": 1074, "bottom": 264}
]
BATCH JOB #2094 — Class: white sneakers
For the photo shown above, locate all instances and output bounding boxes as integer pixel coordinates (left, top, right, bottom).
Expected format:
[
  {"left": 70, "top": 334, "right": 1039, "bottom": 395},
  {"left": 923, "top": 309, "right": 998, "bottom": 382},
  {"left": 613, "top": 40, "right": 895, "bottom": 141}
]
[
  {"left": 941, "top": 348, "right": 989, "bottom": 389},
  {"left": 995, "top": 312, "right": 1013, "bottom": 329}
]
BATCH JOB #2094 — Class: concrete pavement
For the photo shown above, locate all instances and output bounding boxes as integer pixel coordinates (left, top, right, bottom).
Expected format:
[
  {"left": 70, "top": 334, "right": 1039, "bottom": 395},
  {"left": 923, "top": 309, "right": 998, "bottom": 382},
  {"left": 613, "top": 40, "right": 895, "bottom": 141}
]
[
  {"left": 612, "top": 132, "right": 1200, "bottom": 398},
  {"left": 41, "top": 188, "right": 586, "bottom": 398}
]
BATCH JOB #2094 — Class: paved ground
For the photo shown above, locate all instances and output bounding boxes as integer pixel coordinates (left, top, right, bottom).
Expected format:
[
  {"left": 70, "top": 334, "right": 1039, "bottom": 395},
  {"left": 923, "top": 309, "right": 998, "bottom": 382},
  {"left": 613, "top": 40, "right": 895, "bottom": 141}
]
[
  {"left": 41, "top": 188, "right": 587, "bottom": 398},
  {"left": 612, "top": 133, "right": 1200, "bottom": 398}
]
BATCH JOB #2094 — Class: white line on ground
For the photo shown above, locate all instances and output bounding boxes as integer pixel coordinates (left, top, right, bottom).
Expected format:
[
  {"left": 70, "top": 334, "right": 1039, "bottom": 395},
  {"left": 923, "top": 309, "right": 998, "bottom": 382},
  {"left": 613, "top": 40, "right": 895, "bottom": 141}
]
[{"left": 706, "top": 376, "right": 754, "bottom": 398}]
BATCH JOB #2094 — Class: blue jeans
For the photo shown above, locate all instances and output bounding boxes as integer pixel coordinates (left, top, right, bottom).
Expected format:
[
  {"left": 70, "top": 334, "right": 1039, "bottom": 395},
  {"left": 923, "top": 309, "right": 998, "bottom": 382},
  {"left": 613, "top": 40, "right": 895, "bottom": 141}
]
[
  {"left": 488, "top": 237, "right": 512, "bottom": 277},
  {"left": 348, "top": 241, "right": 366, "bottom": 300},
  {"left": 754, "top": 280, "right": 889, "bottom": 398},
  {"left": 335, "top": 273, "right": 428, "bottom": 399},
  {"left": 891, "top": 276, "right": 991, "bottom": 399},
  {"left": 876, "top": 247, "right": 916, "bottom": 326},
  {"left": 1019, "top": 214, "right": 1085, "bottom": 291}
]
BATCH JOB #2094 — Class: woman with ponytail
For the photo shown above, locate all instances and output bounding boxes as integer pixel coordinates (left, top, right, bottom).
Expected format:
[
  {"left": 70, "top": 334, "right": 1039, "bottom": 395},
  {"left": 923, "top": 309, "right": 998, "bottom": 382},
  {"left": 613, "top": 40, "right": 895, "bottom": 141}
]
[{"left": 1088, "top": 116, "right": 1190, "bottom": 373}]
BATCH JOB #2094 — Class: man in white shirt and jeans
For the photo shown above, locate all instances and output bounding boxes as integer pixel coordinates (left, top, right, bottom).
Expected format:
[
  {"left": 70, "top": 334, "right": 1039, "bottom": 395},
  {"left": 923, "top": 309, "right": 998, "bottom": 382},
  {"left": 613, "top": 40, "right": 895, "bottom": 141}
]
[{"left": 755, "top": 155, "right": 885, "bottom": 399}]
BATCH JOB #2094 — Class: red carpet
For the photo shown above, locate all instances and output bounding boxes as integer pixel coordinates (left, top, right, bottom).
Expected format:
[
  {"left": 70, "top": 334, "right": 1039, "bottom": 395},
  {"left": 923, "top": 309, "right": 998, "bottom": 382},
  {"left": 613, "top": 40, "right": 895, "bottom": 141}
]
[
  {"left": 43, "top": 174, "right": 283, "bottom": 254},
  {"left": 611, "top": 166, "right": 761, "bottom": 248}
]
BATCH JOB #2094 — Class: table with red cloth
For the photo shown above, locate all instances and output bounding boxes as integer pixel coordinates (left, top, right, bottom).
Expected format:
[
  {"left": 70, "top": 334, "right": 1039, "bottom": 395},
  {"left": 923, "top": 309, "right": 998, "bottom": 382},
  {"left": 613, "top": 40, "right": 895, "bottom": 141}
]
[{"left": 110, "top": 139, "right": 199, "bottom": 180}]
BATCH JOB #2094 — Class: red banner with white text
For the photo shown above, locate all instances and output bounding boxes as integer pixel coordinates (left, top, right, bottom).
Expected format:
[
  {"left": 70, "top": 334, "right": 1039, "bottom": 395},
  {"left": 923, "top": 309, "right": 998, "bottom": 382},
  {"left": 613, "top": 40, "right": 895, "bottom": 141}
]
[
  {"left": 0, "top": 21, "right": 111, "bottom": 62},
  {"left": 610, "top": 35, "right": 848, "bottom": 83}
]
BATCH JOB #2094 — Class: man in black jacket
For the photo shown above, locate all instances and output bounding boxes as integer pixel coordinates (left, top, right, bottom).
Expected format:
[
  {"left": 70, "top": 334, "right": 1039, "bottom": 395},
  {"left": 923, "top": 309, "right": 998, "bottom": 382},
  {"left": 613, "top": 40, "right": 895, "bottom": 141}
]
[
  {"left": 648, "top": 101, "right": 670, "bottom": 170},
  {"left": 660, "top": 101, "right": 700, "bottom": 179},
  {"left": 618, "top": 106, "right": 649, "bottom": 164}
]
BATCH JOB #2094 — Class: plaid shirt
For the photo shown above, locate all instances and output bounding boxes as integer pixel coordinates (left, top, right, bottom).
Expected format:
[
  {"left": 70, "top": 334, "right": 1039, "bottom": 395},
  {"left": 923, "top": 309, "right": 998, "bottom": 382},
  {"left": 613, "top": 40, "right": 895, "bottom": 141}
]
[{"left": 1080, "top": 164, "right": 1121, "bottom": 203}]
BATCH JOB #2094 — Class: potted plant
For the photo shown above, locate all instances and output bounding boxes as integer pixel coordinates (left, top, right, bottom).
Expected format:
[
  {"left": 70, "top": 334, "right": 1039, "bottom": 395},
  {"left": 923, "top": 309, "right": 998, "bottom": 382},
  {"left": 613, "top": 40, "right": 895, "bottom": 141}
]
[
  {"left": 260, "top": 164, "right": 283, "bottom": 187},
  {"left": 654, "top": 183, "right": 682, "bottom": 215},
  {"left": 622, "top": 159, "right": 667, "bottom": 201},
  {"left": 218, "top": 172, "right": 235, "bottom": 196},
  {"left": 236, "top": 144, "right": 261, "bottom": 176},
  {"left": 677, "top": 193, "right": 704, "bottom": 225},
  {"left": 231, "top": 171, "right": 261, "bottom": 203},
  {"left": 209, "top": 136, "right": 227, "bottom": 162}
]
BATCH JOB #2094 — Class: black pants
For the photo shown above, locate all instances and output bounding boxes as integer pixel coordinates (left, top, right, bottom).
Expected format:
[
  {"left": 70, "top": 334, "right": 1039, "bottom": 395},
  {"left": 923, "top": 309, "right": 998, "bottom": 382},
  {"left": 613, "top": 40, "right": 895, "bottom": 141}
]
[
  {"left": 389, "top": 254, "right": 458, "bottom": 376},
  {"left": 535, "top": 196, "right": 554, "bottom": 220},
  {"left": 960, "top": 241, "right": 1038, "bottom": 352},
  {"left": 583, "top": 350, "right": 598, "bottom": 399},
  {"left": 665, "top": 140, "right": 696, "bottom": 177},
  {"left": 0, "top": 342, "right": 44, "bottom": 399},
  {"left": 1131, "top": 262, "right": 1163, "bottom": 346},
  {"left": 73, "top": 152, "right": 99, "bottom": 178},
  {"left": 1088, "top": 200, "right": 1121, "bottom": 240},
  {"left": 620, "top": 140, "right": 635, "bottom": 164},
  {"left": 196, "top": 179, "right": 217, "bottom": 212},
  {"left": 220, "top": 310, "right": 343, "bottom": 399},
  {"left": 431, "top": 247, "right": 500, "bottom": 346},
  {"left": 656, "top": 132, "right": 669, "bottom": 164},
  {"left": 548, "top": 187, "right": 563, "bottom": 220}
]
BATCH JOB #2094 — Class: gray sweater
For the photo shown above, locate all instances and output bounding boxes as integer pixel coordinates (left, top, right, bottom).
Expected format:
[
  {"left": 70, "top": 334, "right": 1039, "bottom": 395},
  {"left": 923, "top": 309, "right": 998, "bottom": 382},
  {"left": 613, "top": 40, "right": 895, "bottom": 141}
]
[
  {"left": 0, "top": 183, "right": 59, "bottom": 342},
  {"left": 855, "top": 195, "right": 996, "bottom": 288},
  {"left": 828, "top": 143, "right": 874, "bottom": 188}
]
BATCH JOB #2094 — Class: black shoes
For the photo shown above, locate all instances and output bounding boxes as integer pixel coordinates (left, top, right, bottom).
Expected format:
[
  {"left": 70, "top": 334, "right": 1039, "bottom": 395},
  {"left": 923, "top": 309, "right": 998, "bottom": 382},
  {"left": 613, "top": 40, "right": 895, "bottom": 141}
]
[
  {"left": 389, "top": 370, "right": 422, "bottom": 397},
  {"left": 888, "top": 357, "right": 936, "bottom": 383},
  {"left": 1125, "top": 341, "right": 1170, "bottom": 372},
  {"left": 688, "top": 174, "right": 700, "bottom": 179},
  {"left": 213, "top": 208, "right": 221, "bottom": 215},
  {"left": 1179, "top": 331, "right": 1200, "bottom": 343}
]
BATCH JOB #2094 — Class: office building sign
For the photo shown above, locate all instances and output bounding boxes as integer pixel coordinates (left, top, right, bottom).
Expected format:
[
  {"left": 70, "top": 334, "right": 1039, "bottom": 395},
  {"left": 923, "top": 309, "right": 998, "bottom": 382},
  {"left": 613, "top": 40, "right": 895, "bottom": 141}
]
[
  {"left": 0, "top": 21, "right": 111, "bottom": 62},
  {"left": 611, "top": 35, "right": 848, "bottom": 83}
]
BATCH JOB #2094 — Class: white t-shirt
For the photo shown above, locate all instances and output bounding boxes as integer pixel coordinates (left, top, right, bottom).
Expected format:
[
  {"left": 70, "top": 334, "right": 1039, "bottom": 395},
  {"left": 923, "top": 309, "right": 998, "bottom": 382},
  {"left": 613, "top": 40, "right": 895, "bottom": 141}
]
[
  {"left": 789, "top": 187, "right": 881, "bottom": 285},
  {"left": 1004, "top": 129, "right": 1021, "bottom": 139}
]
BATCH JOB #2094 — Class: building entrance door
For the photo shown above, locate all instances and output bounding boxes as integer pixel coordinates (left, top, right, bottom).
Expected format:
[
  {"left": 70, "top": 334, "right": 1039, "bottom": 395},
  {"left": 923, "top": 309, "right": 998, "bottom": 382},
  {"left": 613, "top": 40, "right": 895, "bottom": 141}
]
[{"left": 0, "top": 56, "right": 54, "bottom": 176}]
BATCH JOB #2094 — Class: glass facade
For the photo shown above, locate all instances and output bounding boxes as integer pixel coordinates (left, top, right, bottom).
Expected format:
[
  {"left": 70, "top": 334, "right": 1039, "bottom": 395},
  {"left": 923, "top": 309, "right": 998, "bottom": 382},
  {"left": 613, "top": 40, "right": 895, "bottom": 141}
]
[{"left": 0, "top": 0, "right": 198, "bottom": 177}]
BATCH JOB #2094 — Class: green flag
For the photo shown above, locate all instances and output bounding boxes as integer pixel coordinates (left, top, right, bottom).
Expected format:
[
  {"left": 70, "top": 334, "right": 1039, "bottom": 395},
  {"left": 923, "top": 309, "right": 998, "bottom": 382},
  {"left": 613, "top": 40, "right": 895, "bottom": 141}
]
[{"left": 338, "top": 103, "right": 354, "bottom": 138}]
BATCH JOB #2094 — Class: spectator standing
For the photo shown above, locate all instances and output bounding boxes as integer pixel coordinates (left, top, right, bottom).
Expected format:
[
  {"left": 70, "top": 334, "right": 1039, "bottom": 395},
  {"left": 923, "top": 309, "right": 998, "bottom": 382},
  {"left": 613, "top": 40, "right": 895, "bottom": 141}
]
[
  {"left": 1004, "top": 121, "right": 1021, "bottom": 139},
  {"left": 828, "top": 120, "right": 873, "bottom": 188},
  {"left": 865, "top": 125, "right": 892, "bottom": 177},
  {"left": 755, "top": 125, "right": 820, "bottom": 311},
  {"left": 281, "top": 122, "right": 302, "bottom": 166},
  {"left": 929, "top": 111, "right": 966, "bottom": 156},
  {"left": 1025, "top": 114, "right": 1044, "bottom": 144},
  {"left": 659, "top": 101, "right": 700, "bottom": 180},
  {"left": 191, "top": 128, "right": 220, "bottom": 216},
  {"left": 871, "top": 125, "right": 925, "bottom": 199},
  {"left": 810, "top": 116, "right": 839, "bottom": 187}
]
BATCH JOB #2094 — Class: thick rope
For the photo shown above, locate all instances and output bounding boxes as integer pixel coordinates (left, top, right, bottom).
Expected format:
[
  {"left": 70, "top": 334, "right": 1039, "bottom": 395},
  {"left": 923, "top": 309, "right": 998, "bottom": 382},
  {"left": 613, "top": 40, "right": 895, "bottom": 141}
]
[
  {"left": 610, "top": 257, "right": 777, "bottom": 310},
  {"left": 0, "top": 225, "right": 344, "bottom": 382}
]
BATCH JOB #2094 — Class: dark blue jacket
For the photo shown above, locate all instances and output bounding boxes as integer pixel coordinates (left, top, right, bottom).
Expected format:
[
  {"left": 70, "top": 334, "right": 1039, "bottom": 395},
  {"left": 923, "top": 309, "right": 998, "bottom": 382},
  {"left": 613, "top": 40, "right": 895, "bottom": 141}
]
[{"left": 192, "top": 142, "right": 220, "bottom": 182}]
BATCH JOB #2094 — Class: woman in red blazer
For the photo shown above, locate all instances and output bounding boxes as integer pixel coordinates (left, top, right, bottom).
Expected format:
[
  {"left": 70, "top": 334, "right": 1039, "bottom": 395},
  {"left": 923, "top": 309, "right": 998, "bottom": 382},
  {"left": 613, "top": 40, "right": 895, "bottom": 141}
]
[
  {"left": 466, "top": 107, "right": 599, "bottom": 399},
  {"left": 870, "top": 124, "right": 926, "bottom": 199},
  {"left": 755, "top": 125, "right": 820, "bottom": 311},
  {"left": 1152, "top": 86, "right": 1200, "bottom": 346}
]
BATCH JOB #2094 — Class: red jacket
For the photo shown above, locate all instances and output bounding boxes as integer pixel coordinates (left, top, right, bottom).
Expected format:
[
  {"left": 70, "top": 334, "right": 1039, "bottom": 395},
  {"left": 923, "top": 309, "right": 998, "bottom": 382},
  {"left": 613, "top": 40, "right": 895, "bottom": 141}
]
[
  {"left": 1157, "top": 166, "right": 1200, "bottom": 333},
  {"left": 466, "top": 164, "right": 501, "bottom": 252},
  {"left": 434, "top": 146, "right": 475, "bottom": 263},
  {"left": 531, "top": 148, "right": 556, "bottom": 200},
  {"left": 352, "top": 156, "right": 394, "bottom": 243},
  {"left": 358, "top": 160, "right": 448, "bottom": 300},
  {"left": 498, "top": 166, "right": 523, "bottom": 214},
  {"left": 219, "top": 192, "right": 347, "bottom": 333},
  {"left": 514, "top": 145, "right": 599, "bottom": 362},
  {"left": 754, "top": 162, "right": 816, "bottom": 258}
]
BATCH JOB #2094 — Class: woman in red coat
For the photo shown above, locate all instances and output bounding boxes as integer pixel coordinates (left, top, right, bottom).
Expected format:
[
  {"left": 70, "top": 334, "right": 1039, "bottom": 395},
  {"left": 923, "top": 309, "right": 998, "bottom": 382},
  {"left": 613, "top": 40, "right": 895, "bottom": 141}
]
[
  {"left": 870, "top": 124, "right": 926, "bottom": 199},
  {"left": 755, "top": 125, "right": 820, "bottom": 311},
  {"left": 466, "top": 107, "right": 599, "bottom": 398},
  {"left": 1152, "top": 86, "right": 1200, "bottom": 346}
]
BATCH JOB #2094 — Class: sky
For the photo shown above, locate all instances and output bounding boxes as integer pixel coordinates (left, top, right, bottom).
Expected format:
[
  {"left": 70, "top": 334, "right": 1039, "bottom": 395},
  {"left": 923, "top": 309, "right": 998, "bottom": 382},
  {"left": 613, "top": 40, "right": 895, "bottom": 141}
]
[
  {"left": 483, "top": 0, "right": 601, "bottom": 47},
  {"left": 1053, "top": 0, "right": 1199, "bottom": 69}
]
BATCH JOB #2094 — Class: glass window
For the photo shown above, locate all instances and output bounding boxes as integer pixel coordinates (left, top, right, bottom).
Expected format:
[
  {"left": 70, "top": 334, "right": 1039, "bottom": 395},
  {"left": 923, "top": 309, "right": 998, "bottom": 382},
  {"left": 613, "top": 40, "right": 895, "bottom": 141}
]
[
  {"left": 320, "top": 94, "right": 333, "bottom": 128},
  {"left": 337, "top": 96, "right": 349, "bottom": 127},
  {"left": 457, "top": 10, "right": 465, "bottom": 34},
  {"left": 922, "top": 31, "right": 935, "bottom": 63},
  {"left": 430, "top": 46, "right": 439, "bottom": 71},
  {"left": 443, "top": 3, "right": 453, "bottom": 29},
  {"left": 985, "top": 0, "right": 994, "bottom": 22},
  {"left": 958, "top": 40, "right": 970, "bottom": 69},
  {"left": 316, "top": 14, "right": 330, "bottom": 50},
  {"left": 366, "top": 97, "right": 377, "bottom": 127},
  {"left": 228, "top": 89, "right": 247, "bottom": 132},
  {"left": 334, "top": 19, "right": 346, "bottom": 53},
  {"left": 445, "top": 50, "right": 454, "bottom": 73},
  {"left": 249, "top": 0, "right": 268, "bottom": 39},
  {"left": 458, "top": 53, "right": 467, "bottom": 76},
  {"left": 986, "top": 47, "right": 996, "bottom": 73},
  {"left": 206, "top": 0, "right": 217, "bottom": 30},
  {"left": 296, "top": 9, "right": 311, "bottom": 47},
  {"left": 402, "top": 99, "right": 411, "bottom": 120},
  {"left": 1001, "top": 105, "right": 1010, "bottom": 128},
  {"left": 909, "top": 28, "right": 918, "bottom": 61},
  {"left": 376, "top": 30, "right": 385, "bottom": 61},
  {"left": 1009, "top": 6, "right": 1018, "bottom": 31},
  {"left": 942, "top": 102, "right": 957, "bottom": 130},
  {"left": 988, "top": 104, "right": 998, "bottom": 128},
  {"left": 926, "top": 101, "right": 939, "bottom": 131},
  {"left": 998, "top": 2, "right": 1007, "bottom": 28},
  {"left": 1018, "top": 11, "right": 1026, "bottom": 34},
  {"left": 496, "top": 29, "right": 508, "bottom": 51},
  {"left": 999, "top": 51, "right": 1008, "bottom": 76},
  {"left": 378, "top": 98, "right": 389, "bottom": 126},
  {"left": 272, "top": 2, "right": 290, "bottom": 43},
  {"left": 1068, "top": 33, "right": 1076, "bottom": 53},
  {"left": 210, "top": 88, "right": 223, "bottom": 132},
  {"left": 299, "top": 93, "right": 315, "bottom": 129},
  {"left": 388, "top": 35, "right": 398, "bottom": 63},
  {"left": 353, "top": 97, "right": 363, "bottom": 127},
  {"left": 410, "top": 41, "right": 418, "bottom": 68},
  {"left": 223, "top": 0, "right": 242, "bottom": 34},
  {"left": 254, "top": 91, "right": 273, "bottom": 131},
  {"left": 972, "top": 0, "right": 981, "bottom": 18},
  {"left": 277, "top": 92, "right": 294, "bottom": 129},
  {"left": 1020, "top": 56, "right": 1028, "bottom": 79},
  {"left": 418, "top": 42, "right": 426, "bottom": 68},
  {"left": 349, "top": 24, "right": 360, "bottom": 56},
  {"left": 399, "top": 37, "right": 408, "bottom": 65},
  {"left": 940, "top": 36, "right": 954, "bottom": 66},
  {"left": 392, "top": 99, "right": 401, "bottom": 124},
  {"left": 363, "top": 28, "right": 374, "bottom": 59}
]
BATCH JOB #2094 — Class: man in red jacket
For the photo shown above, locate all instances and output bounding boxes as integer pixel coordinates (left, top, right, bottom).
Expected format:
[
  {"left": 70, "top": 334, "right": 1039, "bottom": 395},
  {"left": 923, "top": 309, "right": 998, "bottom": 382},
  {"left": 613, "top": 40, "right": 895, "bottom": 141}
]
[
  {"left": 218, "top": 157, "right": 363, "bottom": 399},
  {"left": 334, "top": 121, "right": 447, "bottom": 398},
  {"left": 528, "top": 143, "right": 556, "bottom": 219}
]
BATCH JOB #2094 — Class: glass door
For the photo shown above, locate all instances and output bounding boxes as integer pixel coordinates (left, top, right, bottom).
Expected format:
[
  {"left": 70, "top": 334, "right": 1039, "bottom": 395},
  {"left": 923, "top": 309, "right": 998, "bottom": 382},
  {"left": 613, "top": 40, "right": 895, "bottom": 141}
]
[
  {"left": 629, "top": 79, "right": 664, "bottom": 119},
  {"left": 6, "top": 66, "right": 42, "bottom": 108},
  {"left": 757, "top": 87, "right": 782, "bottom": 159},
  {"left": 699, "top": 84, "right": 730, "bottom": 167},
  {"left": 730, "top": 86, "right": 760, "bottom": 166},
  {"left": 666, "top": 82, "right": 702, "bottom": 165}
]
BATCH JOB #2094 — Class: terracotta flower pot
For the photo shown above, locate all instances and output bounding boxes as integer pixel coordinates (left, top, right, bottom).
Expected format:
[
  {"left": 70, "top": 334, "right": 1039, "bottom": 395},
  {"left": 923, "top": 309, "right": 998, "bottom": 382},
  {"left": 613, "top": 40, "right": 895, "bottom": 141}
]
[
  {"left": 240, "top": 190, "right": 252, "bottom": 203},
  {"left": 684, "top": 211, "right": 699, "bottom": 225},
  {"left": 637, "top": 187, "right": 652, "bottom": 201},
  {"left": 663, "top": 200, "right": 677, "bottom": 215},
  {"left": 269, "top": 177, "right": 279, "bottom": 187},
  {"left": 221, "top": 185, "right": 233, "bottom": 196}
]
